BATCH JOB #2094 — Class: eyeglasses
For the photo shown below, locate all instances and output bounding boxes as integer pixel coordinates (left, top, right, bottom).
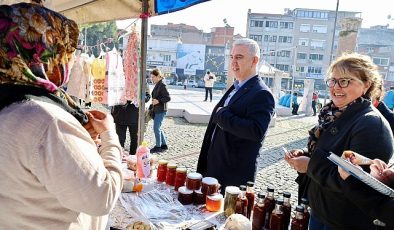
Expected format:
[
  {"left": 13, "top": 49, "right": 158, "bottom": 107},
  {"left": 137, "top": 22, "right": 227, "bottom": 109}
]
[{"left": 325, "top": 78, "right": 357, "bottom": 88}]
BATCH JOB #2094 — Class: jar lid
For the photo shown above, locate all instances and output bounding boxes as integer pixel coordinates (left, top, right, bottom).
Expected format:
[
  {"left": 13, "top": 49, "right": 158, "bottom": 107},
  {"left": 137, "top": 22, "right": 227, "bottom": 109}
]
[
  {"left": 194, "top": 189, "right": 203, "bottom": 194},
  {"left": 207, "top": 193, "right": 223, "bottom": 201},
  {"left": 247, "top": 181, "right": 254, "bottom": 187},
  {"left": 187, "top": 172, "right": 202, "bottom": 180},
  {"left": 178, "top": 186, "right": 193, "bottom": 194},
  {"left": 176, "top": 167, "right": 187, "bottom": 173},
  {"left": 167, "top": 162, "right": 177, "bottom": 168},
  {"left": 239, "top": 185, "right": 247, "bottom": 191},
  {"left": 295, "top": 205, "right": 304, "bottom": 212},
  {"left": 283, "top": 191, "right": 291, "bottom": 198},
  {"left": 225, "top": 186, "right": 240, "bottom": 195},
  {"left": 202, "top": 177, "right": 218, "bottom": 185},
  {"left": 158, "top": 159, "right": 168, "bottom": 165}
]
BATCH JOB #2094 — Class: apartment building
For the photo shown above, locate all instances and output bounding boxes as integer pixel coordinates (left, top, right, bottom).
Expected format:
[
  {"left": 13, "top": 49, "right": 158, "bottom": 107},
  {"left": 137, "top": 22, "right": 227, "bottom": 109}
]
[
  {"left": 357, "top": 25, "right": 394, "bottom": 88},
  {"left": 246, "top": 8, "right": 361, "bottom": 90}
]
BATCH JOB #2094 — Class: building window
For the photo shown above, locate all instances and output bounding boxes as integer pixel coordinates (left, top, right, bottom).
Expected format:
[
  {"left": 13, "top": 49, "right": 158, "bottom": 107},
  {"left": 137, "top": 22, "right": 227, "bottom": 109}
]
[
  {"left": 280, "top": 22, "right": 294, "bottom": 29},
  {"left": 163, "top": 55, "right": 171, "bottom": 62},
  {"left": 278, "top": 36, "right": 292, "bottom": 43},
  {"left": 309, "top": 53, "right": 324, "bottom": 61},
  {"left": 308, "top": 66, "right": 322, "bottom": 74},
  {"left": 265, "top": 21, "right": 278, "bottom": 28},
  {"left": 312, "top": 25, "right": 328, "bottom": 33},
  {"left": 276, "top": 64, "right": 290, "bottom": 71},
  {"left": 277, "top": 50, "right": 291, "bottom": 57},
  {"left": 310, "top": 39, "right": 325, "bottom": 49},
  {"left": 264, "top": 35, "right": 277, "bottom": 42},
  {"left": 296, "top": 66, "right": 305, "bottom": 72},
  {"left": 297, "top": 53, "right": 307, "bottom": 59},
  {"left": 300, "top": 24, "right": 310, "bottom": 33},
  {"left": 372, "top": 57, "right": 389, "bottom": 66},
  {"left": 249, "top": 34, "right": 262, "bottom": 41},
  {"left": 297, "top": 10, "right": 328, "bottom": 19},
  {"left": 250, "top": 20, "right": 264, "bottom": 27},
  {"left": 298, "top": 38, "right": 309, "bottom": 46}
]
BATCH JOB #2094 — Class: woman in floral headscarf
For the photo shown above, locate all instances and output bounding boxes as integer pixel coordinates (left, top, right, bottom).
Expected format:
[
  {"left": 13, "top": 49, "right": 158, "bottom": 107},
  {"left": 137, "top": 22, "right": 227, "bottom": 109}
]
[
  {"left": 0, "top": 3, "right": 123, "bottom": 230},
  {"left": 284, "top": 53, "right": 393, "bottom": 230}
]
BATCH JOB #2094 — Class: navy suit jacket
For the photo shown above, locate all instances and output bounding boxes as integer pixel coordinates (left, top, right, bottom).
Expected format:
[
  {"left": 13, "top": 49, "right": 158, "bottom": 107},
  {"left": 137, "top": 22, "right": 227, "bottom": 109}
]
[{"left": 197, "top": 75, "right": 275, "bottom": 190}]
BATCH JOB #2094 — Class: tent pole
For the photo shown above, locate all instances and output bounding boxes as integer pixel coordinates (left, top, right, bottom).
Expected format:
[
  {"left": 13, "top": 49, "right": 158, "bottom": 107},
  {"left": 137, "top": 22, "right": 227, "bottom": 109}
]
[{"left": 137, "top": 0, "right": 149, "bottom": 147}]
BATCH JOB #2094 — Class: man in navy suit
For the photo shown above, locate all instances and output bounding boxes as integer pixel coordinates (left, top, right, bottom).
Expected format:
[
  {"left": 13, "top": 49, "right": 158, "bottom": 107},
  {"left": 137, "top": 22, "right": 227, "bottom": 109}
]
[{"left": 197, "top": 38, "right": 275, "bottom": 192}]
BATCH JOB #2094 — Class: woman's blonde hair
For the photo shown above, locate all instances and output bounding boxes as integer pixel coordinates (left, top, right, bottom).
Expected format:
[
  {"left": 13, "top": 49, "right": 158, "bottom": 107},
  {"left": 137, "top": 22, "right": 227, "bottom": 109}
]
[
  {"left": 151, "top": 68, "right": 163, "bottom": 78},
  {"left": 327, "top": 52, "right": 382, "bottom": 99}
]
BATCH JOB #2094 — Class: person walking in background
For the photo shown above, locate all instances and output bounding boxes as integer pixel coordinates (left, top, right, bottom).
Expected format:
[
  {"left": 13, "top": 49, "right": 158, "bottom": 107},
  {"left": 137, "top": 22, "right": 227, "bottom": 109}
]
[
  {"left": 203, "top": 71, "right": 216, "bottom": 102},
  {"left": 183, "top": 78, "right": 188, "bottom": 90},
  {"left": 0, "top": 3, "right": 123, "bottom": 229},
  {"left": 291, "top": 92, "right": 299, "bottom": 115},
  {"left": 284, "top": 53, "right": 393, "bottom": 230},
  {"left": 383, "top": 86, "right": 394, "bottom": 111},
  {"left": 150, "top": 69, "right": 171, "bottom": 153},
  {"left": 111, "top": 82, "right": 151, "bottom": 155},
  {"left": 197, "top": 38, "right": 275, "bottom": 191},
  {"left": 311, "top": 91, "right": 318, "bottom": 116}
]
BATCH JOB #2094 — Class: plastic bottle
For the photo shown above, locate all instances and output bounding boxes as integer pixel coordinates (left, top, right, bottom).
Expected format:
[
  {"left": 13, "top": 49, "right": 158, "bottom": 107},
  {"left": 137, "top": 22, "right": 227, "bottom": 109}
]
[{"left": 136, "top": 141, "right": 150, "bottom": 178}]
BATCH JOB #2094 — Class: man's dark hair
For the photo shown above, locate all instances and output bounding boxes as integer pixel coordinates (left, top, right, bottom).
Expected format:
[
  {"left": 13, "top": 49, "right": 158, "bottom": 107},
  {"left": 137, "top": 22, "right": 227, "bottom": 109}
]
[{"left": 207, "top": 71, "right": 210, "bottom": 74}]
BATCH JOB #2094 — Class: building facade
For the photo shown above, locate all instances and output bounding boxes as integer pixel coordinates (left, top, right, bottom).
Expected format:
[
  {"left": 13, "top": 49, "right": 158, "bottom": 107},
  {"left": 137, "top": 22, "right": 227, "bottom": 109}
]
[{"left": 246, "top": 8, "right": 361, "bottom": 90}]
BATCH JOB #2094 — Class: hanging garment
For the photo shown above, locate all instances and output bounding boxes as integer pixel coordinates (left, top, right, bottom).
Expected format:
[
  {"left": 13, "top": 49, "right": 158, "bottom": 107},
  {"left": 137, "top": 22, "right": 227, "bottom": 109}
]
[
  {"left": 105, "top": 48, "right": 126, "bottom": 106},
  {"left": 91, "top": 57, "right": 106, "bottom": 104},
  {"left": 123, "top": 26, "right": 140, "bottom": 104}
]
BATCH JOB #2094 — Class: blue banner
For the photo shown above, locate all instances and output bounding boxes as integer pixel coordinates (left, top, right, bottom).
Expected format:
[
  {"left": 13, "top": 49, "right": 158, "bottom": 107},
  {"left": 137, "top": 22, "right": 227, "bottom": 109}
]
[{"left": 155, "top": 0, "right": 210, "bottom": 15}]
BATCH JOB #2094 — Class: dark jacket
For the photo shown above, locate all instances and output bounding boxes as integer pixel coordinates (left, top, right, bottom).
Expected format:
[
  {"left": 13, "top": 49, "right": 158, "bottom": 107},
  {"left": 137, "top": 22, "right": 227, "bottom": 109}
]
[
  {"left": 306, "top": 100, "right": 393, "bottom": 230},
  {"left": 342, "top": 176, "right": 394, "bottom": 228},
  {"left": 377, "top": 101, "right": 394, "bottom": 134},
  {"left": 151, "top": 80, "right": 170, "bottom": 114},
  {"left": 111, "top": 91, "right": 151, "bottom": 125},
  {"left": 197, "top": 76, "right": 275, "bottom": 190}
]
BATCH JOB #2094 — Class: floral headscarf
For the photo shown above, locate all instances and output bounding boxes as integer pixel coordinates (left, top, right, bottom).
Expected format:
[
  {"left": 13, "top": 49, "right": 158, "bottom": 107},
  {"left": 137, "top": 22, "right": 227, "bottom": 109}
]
[
  {"left": 0, "top": 3, "right": 79, "bottom": 91},
  {"left": 0, "top": 3, "right": 87, "bottom": 124}
]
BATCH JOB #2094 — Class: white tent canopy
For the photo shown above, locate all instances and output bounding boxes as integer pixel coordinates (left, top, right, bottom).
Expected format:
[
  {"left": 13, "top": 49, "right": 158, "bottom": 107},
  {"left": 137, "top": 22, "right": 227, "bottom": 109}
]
[{"left": 1, "top": 0, "right": 156, "bottom": 24}]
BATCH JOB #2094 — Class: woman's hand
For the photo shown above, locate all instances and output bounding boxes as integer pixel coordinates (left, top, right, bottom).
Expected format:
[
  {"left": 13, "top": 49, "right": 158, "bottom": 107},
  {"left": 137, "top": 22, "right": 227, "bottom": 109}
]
[
  {"left": 370, "top": 159, "right": 394, "bottom": 185},
  {"left": 285, "top": 154, "right": 310, "bottom": 173},
  {"left": 85, "top": 110, "right": 114, "bottom": 135},
  {"left": 152, "top": 99, "right": 159, "bottom": 105},
  {"left": 338, "top": 166, "right": 351, "bottom": 180}
]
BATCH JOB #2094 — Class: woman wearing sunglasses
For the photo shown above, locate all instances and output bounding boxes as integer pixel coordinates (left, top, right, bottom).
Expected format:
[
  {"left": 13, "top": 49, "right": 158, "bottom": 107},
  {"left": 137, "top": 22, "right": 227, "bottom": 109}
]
[{"left": 285, "top": 53, "right": 393, "bottom": 229}]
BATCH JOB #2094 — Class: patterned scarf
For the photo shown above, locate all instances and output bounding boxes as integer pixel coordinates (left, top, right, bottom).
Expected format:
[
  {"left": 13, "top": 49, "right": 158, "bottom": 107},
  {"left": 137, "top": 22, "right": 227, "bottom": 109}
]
[
  {"left": 307, "top": 97, "right": 367, "bottom": 155},
  {"left": 0, "top": 3, "right": 87, "bottom": 124}
]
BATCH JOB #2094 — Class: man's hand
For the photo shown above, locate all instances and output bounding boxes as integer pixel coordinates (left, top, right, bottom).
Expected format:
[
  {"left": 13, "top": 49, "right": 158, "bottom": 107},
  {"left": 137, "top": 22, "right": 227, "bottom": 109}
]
[
  {"left": 370, "top": 159, "right": 394, "bottom": 185},
  {"left": 285, "top": 155, "right": 310, "bottom": 173}
]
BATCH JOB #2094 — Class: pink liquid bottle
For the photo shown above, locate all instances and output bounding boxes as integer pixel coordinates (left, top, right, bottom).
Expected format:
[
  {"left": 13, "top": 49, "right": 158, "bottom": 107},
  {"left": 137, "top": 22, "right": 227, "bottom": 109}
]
[{"left": 136, "top": 141, "right": 150, "bottom": 178}]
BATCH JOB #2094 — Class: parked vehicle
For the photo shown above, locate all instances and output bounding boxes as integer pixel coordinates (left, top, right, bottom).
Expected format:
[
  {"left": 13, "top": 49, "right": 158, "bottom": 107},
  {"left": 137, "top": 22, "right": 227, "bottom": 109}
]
[
  {"left": 213, "top": 82, "right": 226, "bottom": 90},
  {"left": 188, "top": 80, "right": 198, "bottom": 88}
]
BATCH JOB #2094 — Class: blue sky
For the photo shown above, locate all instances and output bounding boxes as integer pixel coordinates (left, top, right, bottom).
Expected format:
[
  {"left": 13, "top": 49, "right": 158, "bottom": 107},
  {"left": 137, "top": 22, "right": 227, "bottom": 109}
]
[{"left": 117, "top": 0, "right": 394, "bottom": 36}]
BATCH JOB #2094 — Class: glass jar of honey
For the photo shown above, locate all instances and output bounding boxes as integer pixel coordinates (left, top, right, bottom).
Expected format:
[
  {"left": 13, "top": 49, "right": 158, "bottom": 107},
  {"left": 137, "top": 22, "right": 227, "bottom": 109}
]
[
  {"left": 174, "top": 167, "right": 187, "bottom": 191},
  {"left": 185, "top": 172, "right": 202, "bottom": 191},
  {"left": 165, "top": 162, "right": 177, "bottom": 187},
  {"left": 193, "top": 189, "right": 205, "bottom": 205},
  {"left": 156, "top": 160, "right": 168, "bottom": 183},
  {"left": 206, "top": 193, "right": 223, "bottom": 212},
  {"left": 178, "top": 186, "right": 193, "bottom": 205},
  {"left": 224, "top": 186, "right": 240, "bottom": 217}
]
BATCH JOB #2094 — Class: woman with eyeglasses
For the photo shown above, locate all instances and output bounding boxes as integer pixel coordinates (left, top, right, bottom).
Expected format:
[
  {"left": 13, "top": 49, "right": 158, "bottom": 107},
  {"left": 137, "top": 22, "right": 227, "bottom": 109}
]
[{"left": 284, "top": 53, "right": 393, "bottom": 230}]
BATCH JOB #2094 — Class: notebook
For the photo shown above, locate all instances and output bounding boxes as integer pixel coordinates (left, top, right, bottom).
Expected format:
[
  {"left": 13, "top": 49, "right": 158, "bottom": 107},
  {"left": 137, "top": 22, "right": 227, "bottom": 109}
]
[{"left": 328, "top": 152, "right": 394, "bottom": 197}]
